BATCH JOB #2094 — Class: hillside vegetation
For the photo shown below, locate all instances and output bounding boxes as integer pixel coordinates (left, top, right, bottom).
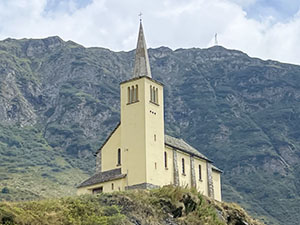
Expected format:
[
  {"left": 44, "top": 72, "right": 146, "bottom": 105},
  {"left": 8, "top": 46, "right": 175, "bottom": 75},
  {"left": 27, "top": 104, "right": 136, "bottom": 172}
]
[
  {"left": 0, "top": 186, "right": 263, "bottom": 225},
  {"left": 0, "top": 36, "right": 300, "bottom": 224}
]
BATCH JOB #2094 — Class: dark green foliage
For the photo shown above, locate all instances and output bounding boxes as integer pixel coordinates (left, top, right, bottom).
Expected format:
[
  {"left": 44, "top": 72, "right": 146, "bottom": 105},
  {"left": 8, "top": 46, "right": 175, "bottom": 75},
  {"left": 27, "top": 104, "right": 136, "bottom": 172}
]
[{"left": 1, "top": 188, "right": 9, "bottom": 194}]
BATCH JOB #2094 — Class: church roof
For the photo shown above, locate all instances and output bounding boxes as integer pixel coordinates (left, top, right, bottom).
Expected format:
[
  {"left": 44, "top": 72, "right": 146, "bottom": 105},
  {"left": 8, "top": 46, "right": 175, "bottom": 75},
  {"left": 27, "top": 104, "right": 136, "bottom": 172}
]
[
  {"left": 77, "top": 168, "right": 126, "bottom": 188},
  {"left": 133, "top": 21, "right": 152, "bottom": 78},
  {"left": 165, "top": 135, "right": 211, "bottom": 162},
  {"left": 212, "top": 165, "right": 223, "bottom": 173}
]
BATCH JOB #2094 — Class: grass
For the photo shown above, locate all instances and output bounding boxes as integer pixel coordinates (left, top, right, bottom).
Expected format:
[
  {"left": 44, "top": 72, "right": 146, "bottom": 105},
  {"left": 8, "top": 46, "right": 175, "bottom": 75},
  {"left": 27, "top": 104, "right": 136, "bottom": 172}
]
[{"left": 0, "top": 186, "right": 263, "bottom": 225}]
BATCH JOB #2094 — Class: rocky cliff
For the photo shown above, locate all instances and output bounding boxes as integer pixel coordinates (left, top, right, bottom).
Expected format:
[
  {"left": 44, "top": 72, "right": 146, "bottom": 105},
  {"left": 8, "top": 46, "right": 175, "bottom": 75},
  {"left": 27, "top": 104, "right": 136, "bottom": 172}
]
[{"left": 0, "top": 36, "right": 300, "bottom": 224}]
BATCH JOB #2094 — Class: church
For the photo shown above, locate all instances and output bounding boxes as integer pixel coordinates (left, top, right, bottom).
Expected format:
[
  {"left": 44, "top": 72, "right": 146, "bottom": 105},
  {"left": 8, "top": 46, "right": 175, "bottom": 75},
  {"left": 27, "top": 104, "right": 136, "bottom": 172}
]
[{"left": 77, "top": 21, "right": 222, "bottom": 201}]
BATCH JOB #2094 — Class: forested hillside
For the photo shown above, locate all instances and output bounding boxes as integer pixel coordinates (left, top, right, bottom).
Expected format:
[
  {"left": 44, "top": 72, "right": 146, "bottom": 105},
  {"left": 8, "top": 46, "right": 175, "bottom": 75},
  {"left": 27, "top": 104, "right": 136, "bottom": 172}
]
[{"left": 0, "top": 36, "right": 300, "bottom": 224}]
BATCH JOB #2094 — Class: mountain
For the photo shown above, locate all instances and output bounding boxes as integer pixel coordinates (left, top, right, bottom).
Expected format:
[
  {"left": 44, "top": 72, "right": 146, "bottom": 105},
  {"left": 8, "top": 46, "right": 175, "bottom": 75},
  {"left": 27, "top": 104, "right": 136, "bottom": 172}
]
[
  {"left": 0, "top": 36, "right": 300, "bottom": 224},
  {"left": 0, "top": 185, "right": 263, "bottom": 225}
]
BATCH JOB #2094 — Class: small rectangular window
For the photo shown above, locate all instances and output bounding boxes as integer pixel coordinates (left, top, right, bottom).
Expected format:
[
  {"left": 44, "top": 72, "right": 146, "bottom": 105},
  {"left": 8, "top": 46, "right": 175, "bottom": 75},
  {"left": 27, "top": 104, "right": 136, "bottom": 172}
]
[
  {"left": 92, "top": 187, "right": 103, "bottom": 194},
  {"left": 182, "top": 158, "right": 185, "bottom": 174},
  {"left": 164, "top": 151, "right": 167, "bottom": 168},
  {"left": 199, "top": 165, "right": 202, "bottom": 180},
  {"left": 117, "top": 148, "right": 121, "bottom": 165}
]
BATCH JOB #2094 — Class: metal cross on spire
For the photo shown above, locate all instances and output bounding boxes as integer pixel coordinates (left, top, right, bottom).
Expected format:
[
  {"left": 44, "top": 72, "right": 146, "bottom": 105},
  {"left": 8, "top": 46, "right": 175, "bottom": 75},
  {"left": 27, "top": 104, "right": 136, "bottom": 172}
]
[{"left": 138, "top": 12, "right": 143, "bottom": 22}]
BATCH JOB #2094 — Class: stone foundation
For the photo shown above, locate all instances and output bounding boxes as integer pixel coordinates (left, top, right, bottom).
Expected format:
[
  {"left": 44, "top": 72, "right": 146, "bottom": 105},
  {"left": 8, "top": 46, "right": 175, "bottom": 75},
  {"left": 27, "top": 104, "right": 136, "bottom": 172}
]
[{"left": 125, "top": 182, "right": 159, "bottom": 190}]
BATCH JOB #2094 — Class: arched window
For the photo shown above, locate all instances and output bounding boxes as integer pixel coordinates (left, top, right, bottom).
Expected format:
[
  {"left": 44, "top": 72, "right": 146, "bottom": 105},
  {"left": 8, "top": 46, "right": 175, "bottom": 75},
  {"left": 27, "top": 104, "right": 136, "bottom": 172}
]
[
  {"left": 135, "top": 85, "right": 138, "bottom": 101},
  {"left": 128, "top": 85, "right": 138, "bottom": 104},
  {"left": 155, "top": 88, "right": 158, "bottom": 103},
  {"left": 182, "top": 158, "right": 185, "bottom": 174},
  {"left": 164, "top": 151, "right": 167, "bottom": 168},
  {"left": 117, "top": 148, "right": 121, "bottom": 165},
  {"left": 134, "top": 86, "right": 137, "bottom": 102},
  {"left": 150, "top": 85, "right": 153, "bottom": 102},
  {"left": 199, "top": 165, "right": 202, "bottom": 180},
  {"left": 131, "top": 86, "right": 135, "bottom": 102},
  {"left": 111, "top": 183, "right": 114, "bottom": 190},
  {"left": 128, "top": 87, "right": 131, "bottom": 103}
]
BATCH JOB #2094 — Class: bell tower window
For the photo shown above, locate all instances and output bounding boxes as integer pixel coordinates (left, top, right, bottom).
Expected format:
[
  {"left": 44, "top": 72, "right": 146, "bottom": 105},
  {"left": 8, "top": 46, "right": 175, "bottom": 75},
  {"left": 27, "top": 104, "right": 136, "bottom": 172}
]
[
  {"left": 127, "top": 85, "right": 139, "bottom": 104},
  {"left": 128, "top": 87, "right": 131, "bottom": 103},
  {"left": 150, "top": 85, "right": 159, "bottom": 105}
]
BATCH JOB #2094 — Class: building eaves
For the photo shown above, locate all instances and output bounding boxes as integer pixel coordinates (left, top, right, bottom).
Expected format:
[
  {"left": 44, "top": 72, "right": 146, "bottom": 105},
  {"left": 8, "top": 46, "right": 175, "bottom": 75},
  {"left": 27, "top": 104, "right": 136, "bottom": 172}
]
[
  {"left": 165, "top": 134, "right": 212, "bottom": 163},
  {"left": 77, "top": 168, "right": 126, "bottom": 188},
  {"left": 212, "top": 165, "right": 223, "bottom": 173},
  {"left": 120, "top": 75, "right": 163, "bottom": 86}
]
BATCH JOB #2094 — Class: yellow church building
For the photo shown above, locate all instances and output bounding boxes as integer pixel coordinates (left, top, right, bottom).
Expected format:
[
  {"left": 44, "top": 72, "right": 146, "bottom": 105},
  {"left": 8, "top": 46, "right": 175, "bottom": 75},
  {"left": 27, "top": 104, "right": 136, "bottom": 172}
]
[{"left": 77, "top": 22, "right": 222, "bottom": 201}]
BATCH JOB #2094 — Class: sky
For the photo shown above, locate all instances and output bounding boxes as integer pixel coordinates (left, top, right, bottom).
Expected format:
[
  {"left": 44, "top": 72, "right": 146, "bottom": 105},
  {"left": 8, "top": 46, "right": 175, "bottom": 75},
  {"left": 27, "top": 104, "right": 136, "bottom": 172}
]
[{"left": 0, "top": 0, "right": 300, "bottom": 65}]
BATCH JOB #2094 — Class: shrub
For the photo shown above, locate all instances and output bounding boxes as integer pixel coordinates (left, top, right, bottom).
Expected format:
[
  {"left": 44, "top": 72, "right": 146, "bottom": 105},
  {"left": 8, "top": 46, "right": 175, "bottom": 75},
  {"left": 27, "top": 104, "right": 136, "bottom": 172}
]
[{"left": 1, "top": 187, "right": 9, "bottom": 194}]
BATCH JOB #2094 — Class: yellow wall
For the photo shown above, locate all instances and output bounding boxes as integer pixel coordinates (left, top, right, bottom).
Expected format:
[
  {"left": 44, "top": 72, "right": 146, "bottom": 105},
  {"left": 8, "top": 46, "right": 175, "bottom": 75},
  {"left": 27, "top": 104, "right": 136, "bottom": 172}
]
[
  {"left": 160, "top": 146, "right": 212, "bottom": 198},
  {"left": 120, "top": 78, "right": 147, "bottom": 186},
  {"left": 120, "top": 77, "right": 165, "bottom": 187},
  {"left": 161, "top": 146, "right": 174, "bottom": 185},
  {"left": 176, "top": 151, "right": 191, "bottom": 188},
  {"left": 144, "top": 78, "right": 165, "bottom": 186},
  {"left": 77, "top": 177, "right": 126, "bottom": 195},
  {"left": 194, "top": 157, "right": 209, "bottom": 196},
  {"left": 101, "top": 126, "right": 121, "bottom": 171},
  {"left": 212, "top": 170, "right": 222, "bottom": 201}
]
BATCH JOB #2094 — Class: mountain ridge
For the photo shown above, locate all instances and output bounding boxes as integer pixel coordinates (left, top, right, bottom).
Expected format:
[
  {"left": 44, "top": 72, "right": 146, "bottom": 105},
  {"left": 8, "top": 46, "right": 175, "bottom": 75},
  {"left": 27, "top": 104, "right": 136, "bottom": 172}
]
[{"left": 0, "top": 36, "right": 300, "bottom": 225}]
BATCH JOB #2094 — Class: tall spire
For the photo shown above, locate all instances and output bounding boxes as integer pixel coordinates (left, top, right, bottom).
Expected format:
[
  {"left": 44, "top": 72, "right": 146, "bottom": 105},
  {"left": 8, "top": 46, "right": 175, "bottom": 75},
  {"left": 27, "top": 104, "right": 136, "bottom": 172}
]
[{"left": 133, "top": 21, "right": 152, "bottom": 78}]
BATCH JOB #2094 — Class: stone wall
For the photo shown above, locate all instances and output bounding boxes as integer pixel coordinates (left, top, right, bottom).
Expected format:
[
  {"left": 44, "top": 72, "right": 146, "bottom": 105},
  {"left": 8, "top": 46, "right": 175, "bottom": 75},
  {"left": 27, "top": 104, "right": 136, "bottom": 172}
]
[
  {"left": 207, "top": 162, "right": 214, "bottom": 198},
  {"left": 190, "top": 156, "right": 196, "bottom": 188},
  {"left": 173, "top": 150, "right": 179, "bottom": 186},
  {"left": 125, "top": 182, "right": 159, "bottom": 190}
]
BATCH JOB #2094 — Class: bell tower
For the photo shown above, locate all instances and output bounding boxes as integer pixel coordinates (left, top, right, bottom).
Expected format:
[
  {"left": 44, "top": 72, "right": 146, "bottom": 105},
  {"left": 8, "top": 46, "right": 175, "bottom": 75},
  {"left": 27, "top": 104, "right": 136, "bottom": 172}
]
[{"left": 120, "top": 21, "right": 165, "bottom": 188}]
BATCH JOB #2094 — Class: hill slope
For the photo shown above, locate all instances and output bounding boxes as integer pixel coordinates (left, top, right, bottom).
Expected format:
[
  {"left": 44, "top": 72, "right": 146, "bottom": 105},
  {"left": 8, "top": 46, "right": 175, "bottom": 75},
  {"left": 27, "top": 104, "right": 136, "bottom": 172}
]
[
  {"left": 0, "top": 186, "right": 263, "bottom": 225},
  {"left": 0, "top": 37, "right": 300, "bottom": 224}
]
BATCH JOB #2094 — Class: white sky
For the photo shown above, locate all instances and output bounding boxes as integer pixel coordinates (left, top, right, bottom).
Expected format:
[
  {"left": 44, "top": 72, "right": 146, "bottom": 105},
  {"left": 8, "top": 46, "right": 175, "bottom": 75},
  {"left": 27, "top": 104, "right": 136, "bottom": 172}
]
[{"left": 0, "top": 0, "right": 300, "bottom": 65}]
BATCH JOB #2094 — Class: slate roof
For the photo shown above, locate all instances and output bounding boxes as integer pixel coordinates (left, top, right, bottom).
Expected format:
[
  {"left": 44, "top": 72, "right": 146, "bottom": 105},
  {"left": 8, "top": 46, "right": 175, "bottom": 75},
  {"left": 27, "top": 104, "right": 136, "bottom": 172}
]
[
  {"left": 165, "top": 135, "right": 211, "bottom": 162},
  {"left": 77, "top": 168, "right": 126, "bottom": 188},
  {"left": 133, "top": 21, "right": 152, "bottom": 78},
  {"left": 212, "top": 165, "right": 223, "bottom": 173}
]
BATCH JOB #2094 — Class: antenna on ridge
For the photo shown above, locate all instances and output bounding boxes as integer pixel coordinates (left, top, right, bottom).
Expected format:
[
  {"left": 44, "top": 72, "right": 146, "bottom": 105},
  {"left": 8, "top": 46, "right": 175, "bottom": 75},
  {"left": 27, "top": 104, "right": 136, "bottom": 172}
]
[
  {"left": 215, "top": 33, "right": 218, "bottom": 46},
  {"left": 138, "top": 12, "right": 143, "bottom": 22}
]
